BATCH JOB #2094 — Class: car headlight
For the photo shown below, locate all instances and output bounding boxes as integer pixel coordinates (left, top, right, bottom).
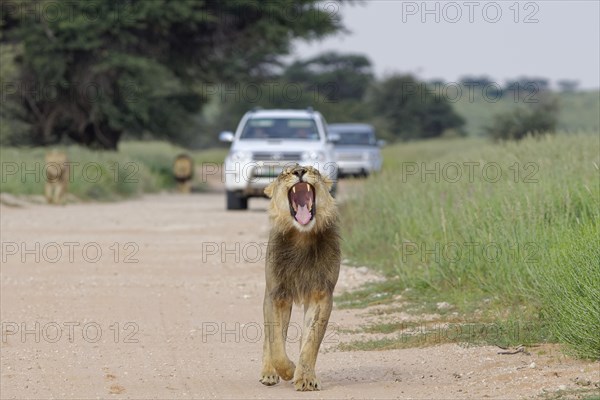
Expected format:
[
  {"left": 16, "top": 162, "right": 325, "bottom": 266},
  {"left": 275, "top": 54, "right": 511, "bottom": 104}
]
[
  {"left": 301, "top": 151, "right": 326, "bottom": 162},
  {"left": 230, "top": 151, "right": 252, "bottom": 162}
]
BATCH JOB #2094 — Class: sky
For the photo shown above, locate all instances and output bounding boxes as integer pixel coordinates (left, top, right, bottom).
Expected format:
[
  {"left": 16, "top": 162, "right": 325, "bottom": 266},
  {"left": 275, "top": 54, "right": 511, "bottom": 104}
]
[{"left": 291, "top": 1, "right": 600, "bottom": 89}]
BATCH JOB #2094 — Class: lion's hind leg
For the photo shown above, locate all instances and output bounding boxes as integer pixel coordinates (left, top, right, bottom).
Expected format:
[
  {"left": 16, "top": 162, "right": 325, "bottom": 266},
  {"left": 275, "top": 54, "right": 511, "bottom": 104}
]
[{"left": 45, "top": 181, "right": 54, "bottom": 204}]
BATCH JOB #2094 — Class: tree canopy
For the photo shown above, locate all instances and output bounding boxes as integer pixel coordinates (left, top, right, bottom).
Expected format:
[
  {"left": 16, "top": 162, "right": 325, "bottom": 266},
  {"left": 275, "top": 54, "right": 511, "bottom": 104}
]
[
  {"left": 368, "top": 74, "right": 465, "bottom": 140},
  {"left": 1, "top": 0, "right": 344, "bottom": 148},
  {"left": 283, "top": 51, "right": 374, "bottom": 101},
  {"left": 207, "top": 51, "right": 375, "bottom": 134}
]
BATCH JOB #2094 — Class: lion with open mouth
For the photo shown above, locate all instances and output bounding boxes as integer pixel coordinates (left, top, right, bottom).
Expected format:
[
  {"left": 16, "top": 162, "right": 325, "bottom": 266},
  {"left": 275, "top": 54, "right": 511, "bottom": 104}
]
[{"left": 260, "top": 164, "right": 340, "bottom": 391}]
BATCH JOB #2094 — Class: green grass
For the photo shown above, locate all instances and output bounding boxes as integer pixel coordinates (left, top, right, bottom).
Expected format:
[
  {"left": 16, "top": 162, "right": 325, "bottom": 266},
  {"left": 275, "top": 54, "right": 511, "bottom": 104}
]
[
  {"left": 339, "top": 133, "right": 600, "bottom": 359},
  {"left": 541, "top": 389, "right": 600, "bottom": 400},
  {"left": 0, "top": 141, "right": 226, "bottom": 201},
  {"left": 556, "top": 91, "right": 600, "bottom": 133},
  {"left": 536, "top": 223, "right": 600, "bottom": 360},
  {"left": 189, "top": 148, "right": 228, "bottom": 165}
]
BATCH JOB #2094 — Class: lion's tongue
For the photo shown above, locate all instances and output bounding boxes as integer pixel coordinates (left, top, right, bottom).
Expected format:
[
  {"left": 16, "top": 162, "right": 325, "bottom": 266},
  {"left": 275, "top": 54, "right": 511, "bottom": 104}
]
[{"left": 295, "top": 204, "right": 311, "bottom": 225}]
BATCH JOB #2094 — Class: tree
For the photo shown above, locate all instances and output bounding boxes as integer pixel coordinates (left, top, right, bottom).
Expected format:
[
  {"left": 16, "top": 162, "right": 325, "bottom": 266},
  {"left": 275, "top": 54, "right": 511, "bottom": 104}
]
[
  {"left": 283, "top": 51, "right": 374, "bottom": 102},
  {"left": 367, "top": 74, "right": 465, "bottom": 140},
  {"left": 205, "top": 51, "right": 375, "bottom": 139},
  {"left": 557, "top": 80, "right": 579, "bottom": 93},
  {"left": 505, "top": 76, "right": 550, "bottom": 93},
  {"left": 459, "top": 75, "right": 501, "bottom": 97},
  {"left": 459, "top": 75, "right": 494, "bottom": 87},
  {"left": 1, "top": 0, "right": 343, "bottom": 149}
]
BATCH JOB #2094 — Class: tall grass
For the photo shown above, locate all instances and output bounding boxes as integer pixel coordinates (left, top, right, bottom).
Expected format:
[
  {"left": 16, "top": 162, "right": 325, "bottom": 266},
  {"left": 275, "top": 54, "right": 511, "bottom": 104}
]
[
  {"left": 340, "top": 133, "right": 599, "bottom": 358},
  {"left": 536, "top": 223, "right": 600, "bottom": 359}
]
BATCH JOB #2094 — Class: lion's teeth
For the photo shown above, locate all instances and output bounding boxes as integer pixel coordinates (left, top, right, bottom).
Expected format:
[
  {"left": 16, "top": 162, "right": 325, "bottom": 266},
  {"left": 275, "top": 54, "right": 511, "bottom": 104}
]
[
  {"left": 307, "top": 184, "right": 311, "bottom": 192},
  {"left": 292, "top": 186, "right": 296, "bottom": 193}
]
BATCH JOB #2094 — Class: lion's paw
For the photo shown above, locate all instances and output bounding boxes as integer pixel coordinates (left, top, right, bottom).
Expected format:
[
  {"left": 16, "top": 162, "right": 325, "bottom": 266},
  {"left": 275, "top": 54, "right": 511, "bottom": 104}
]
[
  {"left": 293, "top": 369, "right": 321, "bottom": 391},
  {"left": 259, "top": 372, "right": 280, "bottom": 386}
]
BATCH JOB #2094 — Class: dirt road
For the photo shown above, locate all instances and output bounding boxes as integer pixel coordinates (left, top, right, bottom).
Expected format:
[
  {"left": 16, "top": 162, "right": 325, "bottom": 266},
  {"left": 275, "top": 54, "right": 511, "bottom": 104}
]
[{"left": 1, "top": 191, "right": 598, "bottom": 399}]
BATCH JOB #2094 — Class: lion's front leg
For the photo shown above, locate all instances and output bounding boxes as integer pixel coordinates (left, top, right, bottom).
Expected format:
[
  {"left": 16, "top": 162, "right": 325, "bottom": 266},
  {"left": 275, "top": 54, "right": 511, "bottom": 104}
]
[
  {"left": 260, "top": 328, "right": 279, "bottom": 386},
  {"left": 260, "top": 290, "right": 295, "bottom": 385},
  {"left": 294, "top": 291, "right": 333, "bottom": 391}
]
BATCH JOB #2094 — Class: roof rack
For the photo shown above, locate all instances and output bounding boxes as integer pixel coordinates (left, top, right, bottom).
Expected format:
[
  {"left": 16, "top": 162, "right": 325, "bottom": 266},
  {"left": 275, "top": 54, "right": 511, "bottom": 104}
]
[
  {"left": 306, "top": 106, "right": 314, "bottom": 113},
  {"left": 251, "top": 106, "right": 262, "bottom": 112}
]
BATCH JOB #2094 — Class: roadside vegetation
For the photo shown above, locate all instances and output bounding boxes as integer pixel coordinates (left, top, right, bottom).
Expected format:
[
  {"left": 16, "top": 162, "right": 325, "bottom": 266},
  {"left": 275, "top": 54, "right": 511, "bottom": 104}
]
[
  {"left": 453, "top": 89, "right": 600, "bottom": 137},
  {"left": 338, "top": 133, "right": 600, "bottom": 359},
  {"left": 0, "top": 142, "right": 226, "bottom": 201}
]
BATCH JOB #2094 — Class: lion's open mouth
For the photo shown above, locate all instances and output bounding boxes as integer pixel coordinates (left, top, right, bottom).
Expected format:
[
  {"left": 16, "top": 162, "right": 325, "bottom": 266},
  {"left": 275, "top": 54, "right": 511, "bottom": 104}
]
[{"left": 288, "top": 182, "right": 315, "bottom": 226}]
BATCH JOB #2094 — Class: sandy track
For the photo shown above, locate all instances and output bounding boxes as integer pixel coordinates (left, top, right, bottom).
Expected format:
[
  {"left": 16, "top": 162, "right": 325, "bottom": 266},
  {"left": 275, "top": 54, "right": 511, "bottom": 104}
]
[{"left": 1, "top": 192, "right": 598, "bottom": 399}]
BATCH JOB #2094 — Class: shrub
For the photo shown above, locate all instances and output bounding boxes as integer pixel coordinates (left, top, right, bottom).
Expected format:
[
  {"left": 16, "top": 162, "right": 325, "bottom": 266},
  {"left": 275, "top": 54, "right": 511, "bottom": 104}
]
[{"left": 486, "top": 96, "right": 559, "bottom": 140}]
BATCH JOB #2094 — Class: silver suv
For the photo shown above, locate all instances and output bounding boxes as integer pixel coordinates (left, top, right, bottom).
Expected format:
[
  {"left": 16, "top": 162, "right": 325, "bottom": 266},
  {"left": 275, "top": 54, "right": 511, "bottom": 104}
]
[
  {"left": 328, "top": 123, "right": 384, "bottom": 177},
  {"left": 219, "top": 108, "right": 339, "bottom": 210}
]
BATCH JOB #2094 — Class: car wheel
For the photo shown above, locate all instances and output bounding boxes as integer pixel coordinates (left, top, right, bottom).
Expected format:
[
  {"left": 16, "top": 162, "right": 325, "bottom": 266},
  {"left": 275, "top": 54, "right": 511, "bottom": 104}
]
[
  {"left": 330, "top": 181, "right": 338, "bottom": 198},
  {"left": 226, "top": 190, "right": 248, "bottom": 210}
]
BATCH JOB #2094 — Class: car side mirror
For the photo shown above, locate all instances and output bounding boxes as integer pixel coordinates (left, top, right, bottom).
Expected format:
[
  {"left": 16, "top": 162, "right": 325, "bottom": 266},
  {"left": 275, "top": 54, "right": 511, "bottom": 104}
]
[
  {"left": 377, "top": 139, "right": 387, "bottom": 148},
  {"left": 219, "top": 131, "right": 234, "bottom": 143},
  {"left": 328, "top": 132, "right": 341, "bottom": 143}
]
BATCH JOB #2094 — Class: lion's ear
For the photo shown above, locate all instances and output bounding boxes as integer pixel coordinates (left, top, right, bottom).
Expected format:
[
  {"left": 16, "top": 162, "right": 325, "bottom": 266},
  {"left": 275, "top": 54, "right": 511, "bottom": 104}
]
[{"left": 264, "top": 180, "right": 276, "bottom": 198}]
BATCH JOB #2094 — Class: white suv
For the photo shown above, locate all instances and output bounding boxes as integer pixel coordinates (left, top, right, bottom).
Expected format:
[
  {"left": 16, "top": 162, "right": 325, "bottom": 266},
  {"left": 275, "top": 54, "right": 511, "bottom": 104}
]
[{"left": 219, "top": 108, "right": 339, "bottom": 210}]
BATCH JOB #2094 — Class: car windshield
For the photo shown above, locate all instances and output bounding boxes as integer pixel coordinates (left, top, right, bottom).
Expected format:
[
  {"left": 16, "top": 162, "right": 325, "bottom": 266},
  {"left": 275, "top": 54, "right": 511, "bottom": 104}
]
[
  {"left": 334, "top": 131, "right": 375, "bottom": 145},
  {"left": 240, "top": 118, "right": 320, "bottom": 140}
]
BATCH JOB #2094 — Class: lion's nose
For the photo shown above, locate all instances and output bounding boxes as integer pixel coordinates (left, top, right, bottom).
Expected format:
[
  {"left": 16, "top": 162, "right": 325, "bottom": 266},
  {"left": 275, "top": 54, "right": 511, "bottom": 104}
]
[{"left": 293, "top": 169, "right": 307, "bottom": 179}]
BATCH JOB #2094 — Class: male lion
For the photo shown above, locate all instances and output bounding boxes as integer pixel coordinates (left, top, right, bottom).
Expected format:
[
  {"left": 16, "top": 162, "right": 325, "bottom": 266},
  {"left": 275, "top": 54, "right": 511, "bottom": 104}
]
[{"left": 260, "top": 164, "right": 340, "bottom": 391}]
